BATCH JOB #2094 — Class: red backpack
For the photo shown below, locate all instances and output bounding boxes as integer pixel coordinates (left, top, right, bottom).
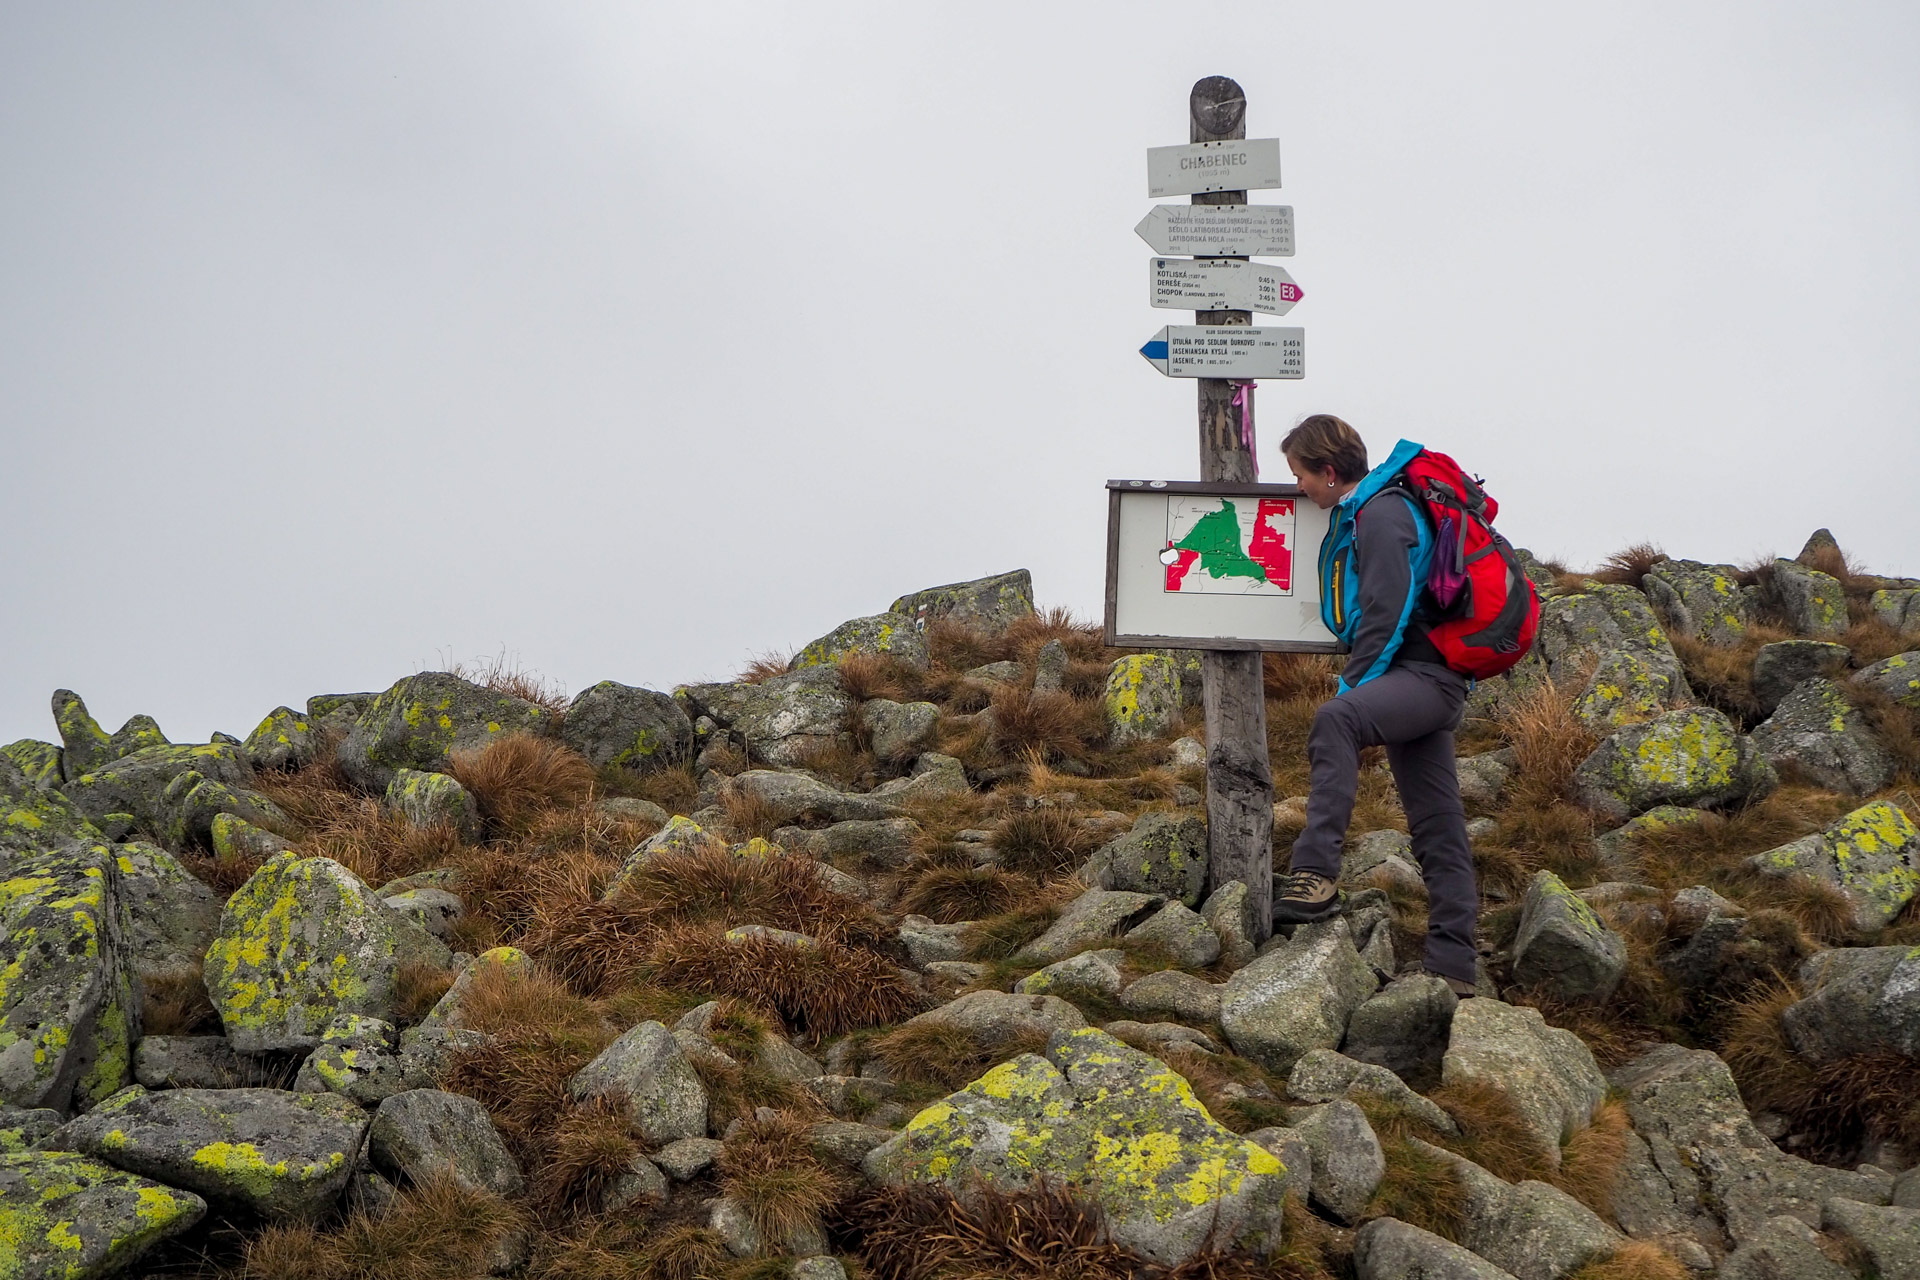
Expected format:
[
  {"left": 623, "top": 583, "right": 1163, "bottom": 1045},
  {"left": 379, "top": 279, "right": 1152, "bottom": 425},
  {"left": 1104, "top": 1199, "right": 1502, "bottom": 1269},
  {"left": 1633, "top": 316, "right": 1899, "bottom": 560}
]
[{"left": 1395, "top": 449, "right": 1540, "bottom": 678}]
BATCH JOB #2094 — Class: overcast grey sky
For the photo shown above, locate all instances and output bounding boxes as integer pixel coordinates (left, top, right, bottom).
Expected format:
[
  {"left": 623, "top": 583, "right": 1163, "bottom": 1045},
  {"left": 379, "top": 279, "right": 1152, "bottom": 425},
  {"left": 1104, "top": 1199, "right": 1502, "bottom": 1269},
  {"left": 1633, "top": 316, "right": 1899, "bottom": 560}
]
[{"left": 4, "top": 3, "right": 1917, "bottom": 747}]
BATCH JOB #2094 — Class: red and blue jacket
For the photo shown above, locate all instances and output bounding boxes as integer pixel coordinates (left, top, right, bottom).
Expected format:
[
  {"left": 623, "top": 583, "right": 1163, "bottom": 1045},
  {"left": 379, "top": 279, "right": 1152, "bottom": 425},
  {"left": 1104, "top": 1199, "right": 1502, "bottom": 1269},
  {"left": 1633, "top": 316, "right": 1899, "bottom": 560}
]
[{"left": 1317, "top": 438, "right": 1439, "bottom": 694}]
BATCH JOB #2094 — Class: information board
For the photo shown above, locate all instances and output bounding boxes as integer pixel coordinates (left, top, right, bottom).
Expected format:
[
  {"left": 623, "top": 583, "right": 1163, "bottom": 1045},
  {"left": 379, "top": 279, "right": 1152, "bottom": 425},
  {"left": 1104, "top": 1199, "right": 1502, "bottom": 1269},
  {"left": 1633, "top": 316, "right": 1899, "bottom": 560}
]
[{"left": 1104, "top": 480, "right": 1343, "bottom": 652}]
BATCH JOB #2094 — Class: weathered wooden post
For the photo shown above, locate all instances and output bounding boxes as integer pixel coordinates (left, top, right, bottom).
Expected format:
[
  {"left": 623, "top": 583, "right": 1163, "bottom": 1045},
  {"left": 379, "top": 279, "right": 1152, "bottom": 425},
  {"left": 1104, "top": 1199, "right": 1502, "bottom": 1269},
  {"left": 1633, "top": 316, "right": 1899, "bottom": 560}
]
[{"left": 1189, "top": 75, "right": 1275, "bottom": 941}]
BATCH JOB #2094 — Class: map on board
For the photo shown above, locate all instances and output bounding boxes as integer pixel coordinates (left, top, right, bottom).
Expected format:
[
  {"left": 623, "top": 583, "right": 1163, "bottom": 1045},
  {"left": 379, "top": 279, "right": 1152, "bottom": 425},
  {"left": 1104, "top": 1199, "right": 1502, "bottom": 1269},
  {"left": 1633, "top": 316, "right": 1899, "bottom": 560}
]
[{"left": 1157, "top": 496, "right": 1296, "bottom": 596}]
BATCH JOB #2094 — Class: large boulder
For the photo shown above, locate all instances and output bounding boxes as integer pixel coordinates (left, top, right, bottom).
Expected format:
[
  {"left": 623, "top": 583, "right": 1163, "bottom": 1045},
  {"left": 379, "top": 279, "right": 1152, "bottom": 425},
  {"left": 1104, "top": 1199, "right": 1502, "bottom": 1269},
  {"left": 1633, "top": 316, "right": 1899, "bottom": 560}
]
[
  {"left": 726, "top": 771, "right": 893, "bottom": 826},
  {"left": 1103, "top": 654, "right": 1184, "bottom": 746},
  {"left": 559, "top": 680, "right": 694, "bottom": 771},
  {"left": 1454, "top": 1171, "right": 1623, "bottom": 1280},
  {"left": 337, "top": 671, "right": 551, "bottom": 791},
  {"left": 1779, "top": 945, "right": 1920, "bottom": 1062},
  {"left": 675, "top": 666, "right": 856, "bottom": 768},
  {"left": 1082, "top": 811, "right": 1208, "bottom": 906},
  {"left": 1870, "top": 589, "right": 1920, "bottom": 635},
  {"left": 1570, "top": 707, "right": 1774, "bottom": 823},
  {"left": 863, "top": 1028, "right": 1286, "bottom": 1266},
  {"left": 0, "top": 1150, "right": 206, "bottom": 1279},
  {"left": 2, "top": 738, "right": 63, "bottom": 790},
  {"left": 1353, "top": 1218, "right": 1519, "bottom": 1280},
  {"left": 859, "top": 699, "right": 940, "bottom": 762},
  {"left": 568, "top": 1021, "right": 708, "bottom": 1146},
  {"left": 889, "top": 569, "right": 1035, "bottom": 633},
  {"left": 1716, "top": 1215, "right": 1856, "bottom": 1280},
  {"left": 1609, "top": 1043, "right": 1889, "bottom": 1247},
  {"left": 1289, "top": 1098, "right": 1384, "bottom": 1224},
  {"left": 791, "top": 612, "right": 930, "bottom": 670},
  {"left": 383, "top": 768, "right": 483, "bottom": 841},
  {"left": 1572, "top": 649, "right": 1681, "bottom": 730},
  {"left": 54, "top": 1085, "right": 369, "bottom": 1221},
  {"left": 1441, "top": 1000, "right": 1605, "bottom": 1167},
  {"left": 1018, "top": 888, "right": 1163, "bottom": 965},
  {"left": 1748, "top": 678, "right": 1894, "bottom": 796},
  {"left": 1752, "top": 640, "right": 1851, "bottom": 715},
  {"left": 368, "top": 1089, "right": 525, "bottom": 1197},
  {"left": 1220, "top": 918, "right": 1377, "bottom": 1074},
  {"left": 1125, "top": 902, "right": 1221, "bottom": 968},
  {"left": 1340, "top": 973, "right": 1458, "bottom": 1090},
  {"left": 1745, "top": 800, "right": 1920, "bottom": 931},
  {"left": 294, "top": 1015, "right": 413, "bottom": 1106},
  {"left": 62, "top": 742, "right": 251, "bottom": 835},
  {"left": 204, "top": 851, "right": 452, "bottom": 1053},
  {"left": 1852, "top": 650, "right": 1920, "bottom": 708},
  {"left": 1767, "top": 559, "right": 1848, "bottom": 638},
  {"left": 1535, "top": 585, "right": 1690, "bottom": 702},
  {"left": 51, "top": 690, "right": 117, "bottom": 780},
  {"left": 0, "top": 759, "right": 100, "bottom": 866},
  {"left": 244, "top": 706, "right": 321, "bottom": 772},
  {"left": 899, "top": 990, "right": 1088, "bottom": 1049},
  {"left": 1643, "top": 559, "right": 1751, "bottom": 646},
  {"left": 113, "top": 840, "right": 222, "bottom": 978},
  {"left": 1821, "top": 1198, "right": 1920, "bottom": 1280},
  {"left": 0, "top": 842, "right": 138, "bottom": 1111},
  {"left": 157, "top": 771, "right": 287, "bottom": 852},
  {"left": 1511, "top": 870, "right": 1628, "bottom": 1002}
]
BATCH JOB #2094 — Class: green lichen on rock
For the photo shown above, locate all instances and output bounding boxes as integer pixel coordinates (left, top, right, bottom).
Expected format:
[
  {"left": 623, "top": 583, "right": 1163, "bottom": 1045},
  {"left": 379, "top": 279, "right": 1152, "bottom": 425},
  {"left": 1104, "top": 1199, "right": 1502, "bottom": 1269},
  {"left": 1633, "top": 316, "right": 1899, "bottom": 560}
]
[
  {"left": 0, "top": 741, "right": 62, "bottom": 793},
  {"left": 244, "top": 706, "right": 318, "bottom": 772},
  {"left": 1571, "top": 650, "right": 1670, "bottom": 729},
  {"left": 558, "top": 681, "right": 694, "bottom": 772},
  {"left": 51, "top": 690, "right": 115, "bottom": 782},
  {"left": 1570, "top": 707, "right": 1774, "bottom": 823},
  {"left": 790, "top": 611, "right": 930, "bottom": 671},
  {"left": 0, "top": 1149, "right": 207, "bottom": 1280},
  {"left": 863, "top": 1027, "right": 1286, "bottom": 1265},
  {"left": 1749, "top": 677, "right": 1894, "bottom": 796},
  {"left": 1, "top": 763, "right": 100, "bottom": 864},
  {"left": 204, "top": 851, "right": 452, "bottom": 1053},
  {"left": 55, "top": 1085, "right": 369, "bottom": 1221},
  {"left": 158, "top": 771, "right": 287, "bottom": 852},
  {"left": 1643, "top": 559, "right": 1750, "bottom": 646},
  {"left": 1852, "top": 651, "right": 1920, "bottom": 709},
  {"left": 336, "top": 671, "right": 548, "bottom": 792},
  {"left": 1747, "top": 800, "right": 1920, "bottom": 932},
  {"left": 1512, "top": 870, "right": 1627, "bottom": 1001},
  {"left": 113, "top": 841, "right": 222, "bottom": 979},
  {"left": 383, "top": 769, "right": 481, "bottom": 842},
  {"left": 0, "top": 842, "right": 138, "bottom": 1111},
  {"left": 209, "top": 813, "right": 295, "bottom": 867},
  {"left": 1084, "top": 811, "right": 1208, "bottom": 906},
  {"left": 1868, "top": 588, "right": 1920, "bottom": 635},
  {"left": 890, "top": 569, "right": 1035, "bottom": 633},
  {"left": 62, "top": 743, "right": 251, "bottom": 837},
  {"left": 1768, "top": 558, "right": 1849, "bottom": 638},
  {"left": 1536, "top": 585, "right": 1690, "bottom": 705},
  {"left": 1105, "top": 654, "right": 1183, "bottom": 747},
  {"left": 107, "top": 716, "right": 168, "bottom": 760}
]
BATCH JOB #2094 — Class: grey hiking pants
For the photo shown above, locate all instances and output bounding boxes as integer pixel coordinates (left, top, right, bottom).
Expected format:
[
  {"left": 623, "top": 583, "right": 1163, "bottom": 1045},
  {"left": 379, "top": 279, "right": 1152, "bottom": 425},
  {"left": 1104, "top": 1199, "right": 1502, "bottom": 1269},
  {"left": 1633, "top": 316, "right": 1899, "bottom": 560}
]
[{"left": 1288, "top": 660, "right": 1479, "bottom": 984}]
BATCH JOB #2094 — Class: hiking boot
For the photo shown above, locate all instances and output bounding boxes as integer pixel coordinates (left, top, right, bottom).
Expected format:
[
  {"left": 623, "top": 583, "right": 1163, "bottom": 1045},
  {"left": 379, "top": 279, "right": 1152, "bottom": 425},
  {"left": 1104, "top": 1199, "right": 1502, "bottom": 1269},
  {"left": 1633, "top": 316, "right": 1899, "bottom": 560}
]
[
  {"left": 1272, "top": 870, "right": 1342, "bottom": 925},
  {"left": 1425, "top": 969, "right": 1479, "bottom": 999}
]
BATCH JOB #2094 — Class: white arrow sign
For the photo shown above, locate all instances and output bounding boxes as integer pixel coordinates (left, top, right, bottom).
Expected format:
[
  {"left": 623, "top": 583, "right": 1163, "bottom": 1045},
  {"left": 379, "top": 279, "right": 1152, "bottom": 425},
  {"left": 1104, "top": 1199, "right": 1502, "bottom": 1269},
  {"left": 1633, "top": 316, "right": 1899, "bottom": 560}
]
[
  {"left": 1146, "top": 138, "right": 1282, "bottom": 197},
  {"left": 1140, "top": 325, "right": 1304, "bottom": 379},
  {"left": 1134, "top": 204, "right": 1295, "bottom": 257},
  {"left": 1151, "top": 258, "right": 1303, "bottom": 315}
]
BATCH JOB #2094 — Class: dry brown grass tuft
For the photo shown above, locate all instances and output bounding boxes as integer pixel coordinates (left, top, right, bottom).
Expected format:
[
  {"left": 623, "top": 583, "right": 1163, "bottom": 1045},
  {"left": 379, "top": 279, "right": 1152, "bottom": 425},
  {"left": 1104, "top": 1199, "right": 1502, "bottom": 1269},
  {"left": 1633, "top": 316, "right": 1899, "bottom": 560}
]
[
  {"left": 1263, "top": 652, "right": 1340, "bottom": 702},
  {"left": 1502, "top": 676, "right": 1598, "bottom": 811},
  {"left": 1553, "top": 1097, "right": 1630, "bottom": 1218},
  {"left": 1670, "top": 628, "right": 1795, "bottom": 727},
  {"left": 1427, "top": 1078, "right": 1556, "bottom": 1184},
  {"left": 449, "top": 732, "right": 596, "bottom": 835},
  {"left": 605, "top": 762, "right": 700, "bottom": 814},
  {"left": 902, "top": 864, "right": 1032, "bottom": 923},
  {"left": 1843, "top": 680, "right": 1920, "bottom": 782},
  {"left": 690, "top": 1050, "right": 820, "bottom": 1133},
  {"left": 986, "top": 684, "right": 1108, "bottom": 764},
  {"left": 1565, "top": 1241, "right": 1692, "bottom": 1280},
  {"left": 252, "top": 764, "right": 466, "bottom": 888},
  {"left": 139, "top": 964, "right": 221, "bottom": 1036},
  {"left": 646, "top": 924, "right": 924, "bottom": 1037},
  {"left": 719, "top": 785, "right": 787, "bottom": 841},
  {"left": 837, "top": 652, "right": 922, "bottom": 703},
  {"left": 869, "top": 1021, "right": 1053, "bottom": 1094},
  {"left": 716, "top": 1110, "right": 843, "bottom": 1247},
  {"left": 531, "top": 1097, "right": 645, "bottom": 1216},
  {"left": 927, "top": 619, "right": 1013, "bottom": 672},
  {"left": 1840, "top": 617, "right": 1914, "bottom": 666},
  {"left": 1735, "top": 873, "right": 1856, "bottom": 947},
  {"left": 233, "top": 1176, "right": 529, "bottom": 1280},
  {"left": 1002, "top": 605, "right": 1109, "bottom": 664},
  {"left": 1364, "top": 1135, "right": 1469, "bottom": 1240},
  {"left": 532, "top": 1219, "right": 731, "bottom": 1280},
  {"left": 963, "top": 899, "right": 1071, "bottom": 961},
  {"left": 736, "top": 650, "right": 795, "bottom": 683},
  {"left": 445, "top": 651, "right": 570, "bottom": 717},
  {"left": 391, "top": 960, "right": 458, "bottom": 1026},
  {"left": 1591, "top": 542, "right": 1667, "bottom": 589},
  {"left": 1625, "top": 785, "right": 1842, "bottom": 894},
  {"left": 831, "top": 1180, "right": 1132, "bottom": 1280},
  {"left": 991, "top": 805, "right": 1098, "bottom": 878}
]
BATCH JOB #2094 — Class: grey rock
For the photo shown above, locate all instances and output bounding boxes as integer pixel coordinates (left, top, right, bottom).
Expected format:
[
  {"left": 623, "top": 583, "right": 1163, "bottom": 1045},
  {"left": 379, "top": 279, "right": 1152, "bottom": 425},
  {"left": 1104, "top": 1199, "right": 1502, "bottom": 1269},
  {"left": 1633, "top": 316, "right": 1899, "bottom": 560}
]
[
  {"left": 1717, "top": 1214, "right": 1855, "bottom": 1280},
  {"left": 296, "top": 1015, "right": 413, "bottom": 1106},
  {"left": 569, "top": 1021, "right": 708, "bottom": 1145},
  {"left": 1573, "top": 648, "right": 1686, "bottom": 729},
  {"left": 338, "top": 671, "right": 551, "bottom": 792},
  {"left": 1034, "top": 639, "right": 1071, "bottom": 694},
  {"left": 1082, "top": 812, "right": 1208, "bottom": 906},
  {"left": 1019, "top": 888, "right": 1163, "bottom": 964},
  {"left": 0, "top": 1150, "right": 207, "bottom": 1279},
  {"left": 158, "top": 770, "right": 288, "bottom": 851},
  {"left": 603, "top": 815, "right": 727, "bottom": 896},
  {"left": 1536, "top": 585, "right": 1691, "bottom": 703},
  {"left": 1243, "top": 1125, "right": 1313, "bottom": 1202},
  {"left": 244, "top": 706, "right": 321, "bottom": 772},
  {"left": 381, "top": 886, "right": 464, "bottom": 940},
  {"left": 808, "top": 1120, "right": 897, "bottom": 1168},
  {"left": 595, "top": 796, "right": 671, "bottom": 827},
  {"left": 1570, "top": 707, "right": 1775, "bottom": 824},
  {"left": 890, "top": 569, "right": 1035, "bottom": 632},
  {"left": 898, "top": 915, "right": 971, "bottom": 968},
  {"left": 1103, "top": 654, "right": 1184, "bottom": 746},
  {"left": 1288, "top": 1048, "right": 1457, "bottom": 1135},
  {"left": 1119, "top": 970, "right": 1223, "bottom": 1025},
  {"left": 1746, "top": 800, "right": 1920, "bottom": 931},
  {"left": 601, "top": 1153, "right": 668, "bottom": 1212},
  {"left": 1291, "top": 1099, "right": 1384, "bottom": 1224},
  {"left": 1896, "top": 1164, "right": 1920, "bottom": 1210},
  {"left": 1767, "top": 558, "right": 1849, "bottom": 638},
  {"left": 1853, "top": 650, "right": 1920, "bottom": 708},
  {"left": 1822, "top": 1197, "right": 1920, "bottom": 1280},
  {"left": 653, "top": 1136, "right": 723, "bottom": 1181},
  {"left": 1220, "top": 918, "right": 1377, "bottom": 1074},
  {"left": 792, "top": 611, "right": 931, "bottom": 670},
  {"left": 1591, "top": 804, "right": 1711, "bottom": 878},
  {"left": 208, "top": 812, "right": 296, "bottom": 866},
  {"left": 1102, "top": 1020, "right": 1220, "bottom": 1055},
  {"left": 1015, "top": 949, "right": 1125, "bottom": 1002},
  {"left": 1341, "top": 973, "right": 1458, "bottom": 1090},
  {"left": 55, "top": 1085, "right": 369, "bottom": 1221},
  {"left": 1199, "top": 880, "right": 1257, "bottom": 970},
  {"left": 1457, "top": 748, "right": 1515, "bottom": 810},
  {"left": 395, "top": 1024, "right": 486, "bottom": 1091},
  {"left": 0, "top": 738, "right": 62, "bottom": 792},
  {"left": 1512, "top": 869, "right": 1628, "bottom": 1002},
  {"left": 1750, "top": 677, "right": 1895, "bottom": 796},
  {"left": 868, "top": 752, "right": 970, "bottom": 802},
  {"left": 1124, "top": 901, "right": 1221, "bottom": 968},
  {"left": 383, "top": 768, "right": 483, "bottom": 841},
  {"left": 963, "top": 660, "right": 1022, "bottom": 684},
  {"left": 1610, "top": 1042, "right": 1889, "bottom": 1247},
  {"left": 132, "top": 1036, "right": 259, "bottom": 1090},
  {"left": 861, "top": 698, "right": 941, "bottom": 761},
  {"left": 1168, "top": 735, "right": 1207, "bottom": 769},
  {"left": 1752, "top": 640, "right": 1853, "bottom": 715},
  {"left": 1644, "top": 559, "right": 1751, "bottom": 646},
  {"left": 791, "top": 1258, "right": 850, "bottom": 1280},
  {"left": 63, "top": 741, "right": 250, "bottom": 835},
  {"left": 369, "top": 1089, "right": 524, "bottom": 1197},
  {"left": 1871, "top": 589, "right": 1920, "bottom": 635},
  {"left": 1781, "top": 945, "right": 1920, "bottom": 1062},
  {"left": 1442, "top": 1000, "right": 1605, "bottom": 1166},
  {"left": 806, "top": 1074, "right": 894, "bottom": 1120},
  {"left": 560, "top": 680, "right": 693, "bottom": 772},
  {"left": 775, "top": 816, "right": 920, "bottom": 867},
  {"left": 709, "top": 1192, "right": 829, "bottom": 1257},
  {"left": 922, "top": 960, "right": 988, "bottom": 983},
  {"left": 51, "top": 690, "right": 118, "bottom": 780},
  {"left": 727, "top": 769, "right": 895, "bottom": 826},
  {"left": 1353, "top": 1217, "right": 1521, "bottom": 1280},
  {"left": 0, "top": 1105, "right": 67, "bottom": 1150},
  {"left": 1342, "top": 829, "right": 1412, "bottom": 883},
  {"left": 675, "top": 665, "right": 857, "bottom": 769},
  {"left": 1459, "top": 1177, "right": 1623, "bottom": 1280},
  {"left": 114, "top": 839, "right": 221, "bottom": 978},
  {"left": 1659, "top": 889, "right": 1755, "bottom": 995},
  {"left": 900, "top": 990, "right": 1088, "bottom": 1049}
]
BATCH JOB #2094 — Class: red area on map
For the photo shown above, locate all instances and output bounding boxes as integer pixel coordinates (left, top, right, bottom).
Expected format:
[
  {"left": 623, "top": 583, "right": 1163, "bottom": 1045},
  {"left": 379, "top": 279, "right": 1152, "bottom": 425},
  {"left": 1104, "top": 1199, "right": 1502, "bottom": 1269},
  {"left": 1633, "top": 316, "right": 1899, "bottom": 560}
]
[
  {"left": 1164, "top": 547, "right": 1199, "bottom": 591},
  {"left": 1247, "top": 499, "right": 1293, "bottom": 589}
]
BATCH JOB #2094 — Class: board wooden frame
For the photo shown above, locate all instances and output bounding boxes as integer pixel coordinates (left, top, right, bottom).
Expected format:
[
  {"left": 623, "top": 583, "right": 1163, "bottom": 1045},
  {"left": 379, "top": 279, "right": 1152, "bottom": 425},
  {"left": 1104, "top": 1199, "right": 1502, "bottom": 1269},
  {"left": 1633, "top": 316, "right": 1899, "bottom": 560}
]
[{"left": 1103, "top": 479, "right": 1346, "bottom": 653}]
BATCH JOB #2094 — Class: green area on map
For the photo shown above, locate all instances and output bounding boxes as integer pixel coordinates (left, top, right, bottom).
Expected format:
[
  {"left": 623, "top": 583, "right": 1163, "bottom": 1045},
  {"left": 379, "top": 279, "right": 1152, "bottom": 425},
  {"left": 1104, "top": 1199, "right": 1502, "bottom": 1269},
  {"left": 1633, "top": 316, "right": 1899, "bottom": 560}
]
[{"left": 1172, "top": 501, "right": 1268, "bottom": 585}]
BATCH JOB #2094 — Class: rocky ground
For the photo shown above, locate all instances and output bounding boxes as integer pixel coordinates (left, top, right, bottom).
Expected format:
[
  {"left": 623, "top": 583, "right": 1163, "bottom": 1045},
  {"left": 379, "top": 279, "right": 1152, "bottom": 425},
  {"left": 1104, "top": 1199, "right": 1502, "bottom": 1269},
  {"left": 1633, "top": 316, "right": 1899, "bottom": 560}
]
[{"left": 3, "top": 547, "right": 1919, "bottom": 1280}]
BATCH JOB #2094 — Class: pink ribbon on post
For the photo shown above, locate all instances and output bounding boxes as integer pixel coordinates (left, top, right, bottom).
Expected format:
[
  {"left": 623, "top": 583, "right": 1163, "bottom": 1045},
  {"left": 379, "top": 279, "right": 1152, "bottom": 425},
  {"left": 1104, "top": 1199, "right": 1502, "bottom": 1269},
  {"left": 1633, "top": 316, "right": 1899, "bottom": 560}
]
[{"left": 1230, "top": 379, "right": 1257, "bottom": 477}]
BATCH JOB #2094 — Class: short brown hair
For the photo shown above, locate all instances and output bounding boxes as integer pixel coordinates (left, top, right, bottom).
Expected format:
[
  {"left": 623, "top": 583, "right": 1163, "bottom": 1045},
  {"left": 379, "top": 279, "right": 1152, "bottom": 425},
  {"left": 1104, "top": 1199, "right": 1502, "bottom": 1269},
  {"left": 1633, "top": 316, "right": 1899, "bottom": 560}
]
[{"left": 1281, "top": 414, "right": 1368, "bottom": 483}]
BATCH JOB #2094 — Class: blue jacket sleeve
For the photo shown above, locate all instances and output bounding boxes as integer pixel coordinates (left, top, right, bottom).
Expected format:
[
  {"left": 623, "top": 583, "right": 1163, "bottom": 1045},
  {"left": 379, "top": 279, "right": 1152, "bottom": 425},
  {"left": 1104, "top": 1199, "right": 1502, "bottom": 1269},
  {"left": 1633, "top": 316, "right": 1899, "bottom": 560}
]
[{"left": 1337, "top": 493, "right": 1425, "bottom": 693}]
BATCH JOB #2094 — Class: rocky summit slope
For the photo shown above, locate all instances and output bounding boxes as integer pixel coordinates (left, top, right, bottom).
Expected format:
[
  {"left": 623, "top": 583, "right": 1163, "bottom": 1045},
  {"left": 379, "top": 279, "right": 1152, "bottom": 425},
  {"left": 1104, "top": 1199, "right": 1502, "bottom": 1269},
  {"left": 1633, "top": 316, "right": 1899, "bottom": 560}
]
[{"left": 3, "top": 548, "right": 1920, "bottom": 1280}]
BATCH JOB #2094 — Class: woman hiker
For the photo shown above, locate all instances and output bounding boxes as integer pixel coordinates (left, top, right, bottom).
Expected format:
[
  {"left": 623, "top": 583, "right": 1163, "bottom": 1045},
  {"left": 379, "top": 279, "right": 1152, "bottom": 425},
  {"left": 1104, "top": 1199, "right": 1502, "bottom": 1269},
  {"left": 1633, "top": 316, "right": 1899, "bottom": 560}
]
[{"left": 1273, "top": 414, "right": 1480, "bottom": 1000}]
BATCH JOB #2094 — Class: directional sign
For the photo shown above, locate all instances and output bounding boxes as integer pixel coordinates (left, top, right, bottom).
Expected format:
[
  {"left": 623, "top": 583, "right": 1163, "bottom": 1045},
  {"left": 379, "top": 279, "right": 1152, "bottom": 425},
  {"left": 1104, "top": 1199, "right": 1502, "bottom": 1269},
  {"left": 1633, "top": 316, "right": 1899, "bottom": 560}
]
[
  {"left": 1139, "top": 326, "right": 1304, "bottom": 379},
  {"left": 1146, "top": 138, "right": 1282, "bottom": 198},
  {"left": 1135, "top": 204, "right": 1294, "bottom": 257},
  {"left": 1151, "top": 258, "right": 1302, "bottom": 316}
]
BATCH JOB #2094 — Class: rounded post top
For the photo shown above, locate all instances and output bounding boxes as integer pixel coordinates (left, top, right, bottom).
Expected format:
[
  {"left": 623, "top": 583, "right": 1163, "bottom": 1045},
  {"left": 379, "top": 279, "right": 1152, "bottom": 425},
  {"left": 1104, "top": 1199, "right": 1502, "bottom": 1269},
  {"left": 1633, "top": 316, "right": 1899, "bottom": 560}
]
[{"left": 1190, "top": 76, "right": 1246, "bottom": 138}]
